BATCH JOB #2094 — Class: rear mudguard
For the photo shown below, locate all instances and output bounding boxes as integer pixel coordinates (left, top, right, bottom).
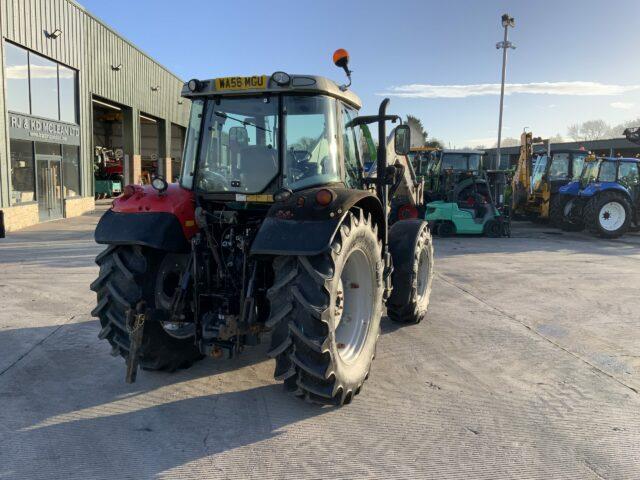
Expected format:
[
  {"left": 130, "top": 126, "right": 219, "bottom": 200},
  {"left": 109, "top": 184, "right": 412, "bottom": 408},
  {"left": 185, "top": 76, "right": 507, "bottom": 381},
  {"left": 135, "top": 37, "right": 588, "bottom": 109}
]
[
  {"left": 94, "top": 183, "right": 197, "bottom": 252},
  {"left": 250, "top": 186, "right": 384, "bottom": 256}
]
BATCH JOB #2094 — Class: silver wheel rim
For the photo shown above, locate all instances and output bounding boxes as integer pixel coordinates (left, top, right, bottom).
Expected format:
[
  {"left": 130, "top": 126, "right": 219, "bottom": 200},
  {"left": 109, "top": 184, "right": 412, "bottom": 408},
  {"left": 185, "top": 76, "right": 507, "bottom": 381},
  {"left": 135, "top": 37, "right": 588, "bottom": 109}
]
[
  {"left": 564, "top": 200, "right": 573, "bottom": 216},
  {"left": 416, "top": 247, "right": 430, "bottom": 303},
  {"left": 335, "top": 248, "right": 374, "bottom": 364},
  {"left": 599, "top": 201, "right": 626, "bottom": 231}
]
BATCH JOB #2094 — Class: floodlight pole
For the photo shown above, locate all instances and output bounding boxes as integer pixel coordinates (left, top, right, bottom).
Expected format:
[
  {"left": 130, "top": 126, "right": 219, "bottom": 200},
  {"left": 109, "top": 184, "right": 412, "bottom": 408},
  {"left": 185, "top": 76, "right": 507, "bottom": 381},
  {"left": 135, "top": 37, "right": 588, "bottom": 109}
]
[{"left": 496, "top": 14, "right": 515, "bottom": 169}]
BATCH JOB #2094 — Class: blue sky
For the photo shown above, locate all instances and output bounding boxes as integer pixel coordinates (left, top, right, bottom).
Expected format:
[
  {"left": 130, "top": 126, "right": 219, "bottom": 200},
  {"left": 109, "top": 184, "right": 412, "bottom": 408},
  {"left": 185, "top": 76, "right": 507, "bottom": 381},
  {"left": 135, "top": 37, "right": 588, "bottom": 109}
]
[{"left": 81, "top": 0, "right": 640, "bottom": 147}]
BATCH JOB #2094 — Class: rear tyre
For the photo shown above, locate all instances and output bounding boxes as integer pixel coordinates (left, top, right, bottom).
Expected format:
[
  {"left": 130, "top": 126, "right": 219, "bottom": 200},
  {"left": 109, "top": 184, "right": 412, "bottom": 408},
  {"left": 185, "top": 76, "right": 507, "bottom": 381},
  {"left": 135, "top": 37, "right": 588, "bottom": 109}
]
[
  {"left": 266, "top": 209, "right": 383, "bottom": 405},
  {"left": 584, "top": 191, "right": 631, "bottom": 239},
  {"left": 550, "top": 194, "right": 584, "bottom": 231},
  {"left": 90, "top": 245, "right": 202, "bottom": 371},
  {"left": 387, "top": 220, "right": 434, "bottom": 324}
]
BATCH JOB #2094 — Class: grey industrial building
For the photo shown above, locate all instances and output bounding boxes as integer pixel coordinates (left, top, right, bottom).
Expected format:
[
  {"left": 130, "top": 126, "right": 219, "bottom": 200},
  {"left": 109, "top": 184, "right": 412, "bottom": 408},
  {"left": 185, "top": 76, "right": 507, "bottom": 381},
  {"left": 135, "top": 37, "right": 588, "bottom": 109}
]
[
  {"left": 485, "top": 137, "right": 640, "bottom": 169},
  {"left": 0, "top": 0, "right": 190, "bottom": 232}
]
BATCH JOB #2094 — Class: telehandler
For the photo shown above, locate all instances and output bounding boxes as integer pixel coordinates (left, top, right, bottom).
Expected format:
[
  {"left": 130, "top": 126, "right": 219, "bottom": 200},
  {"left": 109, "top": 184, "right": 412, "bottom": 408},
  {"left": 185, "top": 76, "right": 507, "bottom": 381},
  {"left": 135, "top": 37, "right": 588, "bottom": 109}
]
[{"left": 90, "top": 50, "right": 434, "bottom": 406}]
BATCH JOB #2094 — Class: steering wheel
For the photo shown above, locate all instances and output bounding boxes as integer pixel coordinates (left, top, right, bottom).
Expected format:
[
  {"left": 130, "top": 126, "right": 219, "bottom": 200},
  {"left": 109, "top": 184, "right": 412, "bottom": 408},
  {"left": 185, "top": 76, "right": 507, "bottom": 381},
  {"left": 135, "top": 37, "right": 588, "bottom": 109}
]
[
  {"left": 199, "top": 170, "right": 230, "bottom": 191},
  {"left": 288, "top": 149, "right": 316, "bottom": 182}
]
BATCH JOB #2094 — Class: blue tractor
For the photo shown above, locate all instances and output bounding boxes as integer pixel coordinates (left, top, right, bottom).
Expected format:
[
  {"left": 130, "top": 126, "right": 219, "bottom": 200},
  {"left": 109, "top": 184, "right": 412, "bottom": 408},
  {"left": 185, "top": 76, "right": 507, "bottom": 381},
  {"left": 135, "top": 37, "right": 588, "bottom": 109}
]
[{"left": 555, "top": 155, "right": 640, "bottom": 238}]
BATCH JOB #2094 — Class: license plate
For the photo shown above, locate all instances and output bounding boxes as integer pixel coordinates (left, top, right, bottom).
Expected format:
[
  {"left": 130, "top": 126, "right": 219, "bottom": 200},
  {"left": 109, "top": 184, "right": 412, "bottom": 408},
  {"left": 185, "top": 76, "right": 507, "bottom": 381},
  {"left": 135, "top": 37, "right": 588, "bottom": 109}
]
[{"left": 215, "top": 75, "right": 267, "bottom": 91}]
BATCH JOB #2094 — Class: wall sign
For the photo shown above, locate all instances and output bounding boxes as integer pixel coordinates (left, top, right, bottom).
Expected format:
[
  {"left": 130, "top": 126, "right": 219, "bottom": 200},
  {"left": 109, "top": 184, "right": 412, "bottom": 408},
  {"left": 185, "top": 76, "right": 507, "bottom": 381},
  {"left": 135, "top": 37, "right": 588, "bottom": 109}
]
[{"left": 8, "top": 112, "right": 80, "bottom": 146}]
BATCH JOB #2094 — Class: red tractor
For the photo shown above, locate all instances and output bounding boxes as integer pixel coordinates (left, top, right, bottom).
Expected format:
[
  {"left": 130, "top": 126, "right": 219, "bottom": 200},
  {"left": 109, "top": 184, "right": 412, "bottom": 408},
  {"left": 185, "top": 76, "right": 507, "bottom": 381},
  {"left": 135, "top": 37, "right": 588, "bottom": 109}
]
[{"left": 91, "top": 51, "right": 434, "bottom": 405}]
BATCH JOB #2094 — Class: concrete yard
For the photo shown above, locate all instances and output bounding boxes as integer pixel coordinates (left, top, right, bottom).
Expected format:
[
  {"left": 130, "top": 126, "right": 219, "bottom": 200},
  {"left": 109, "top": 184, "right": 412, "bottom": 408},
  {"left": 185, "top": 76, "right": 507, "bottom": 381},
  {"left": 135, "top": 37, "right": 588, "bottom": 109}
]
[{"left": 1, "top": 206, "right": 639, "bottom": 479}]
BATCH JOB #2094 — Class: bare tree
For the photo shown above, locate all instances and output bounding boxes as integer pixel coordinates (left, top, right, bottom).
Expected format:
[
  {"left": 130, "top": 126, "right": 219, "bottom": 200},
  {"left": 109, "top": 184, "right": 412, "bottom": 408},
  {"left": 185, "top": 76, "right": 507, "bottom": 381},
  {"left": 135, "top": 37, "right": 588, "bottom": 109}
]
[
  {"left": 493, "top": 137, "right": 519, "bottom": 148},
  {"left": 609, "top": 117, "right": 640, "bottom": 138},
  {"left": 580, "top": 120, "right": 610, "bottom": 140},
  {"left": 567, "top": 119, "right": 612, "bottom": 141},
  {"left": 567, "top": 124, "right": 582, "bottom": 141}
]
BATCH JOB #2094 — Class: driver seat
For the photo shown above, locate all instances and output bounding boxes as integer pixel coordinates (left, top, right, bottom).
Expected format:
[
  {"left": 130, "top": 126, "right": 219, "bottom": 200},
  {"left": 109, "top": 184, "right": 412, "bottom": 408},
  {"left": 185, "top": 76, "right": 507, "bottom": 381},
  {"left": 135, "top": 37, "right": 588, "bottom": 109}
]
[{"left": 239, "top": 146, "right": 278, "bottom": 189}]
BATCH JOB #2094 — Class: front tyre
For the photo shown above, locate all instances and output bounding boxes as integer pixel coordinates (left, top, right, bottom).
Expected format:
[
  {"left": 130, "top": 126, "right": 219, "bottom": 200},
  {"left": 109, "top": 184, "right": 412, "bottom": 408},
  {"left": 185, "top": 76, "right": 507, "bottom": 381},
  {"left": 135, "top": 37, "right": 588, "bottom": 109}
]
[
  {"left": 387, "top": 220, "right": 434, "bottom": 324},
  {"left": 584, "top": 191, "right": 631, "bottom": 239},
  {"left": 266, "top": 209, "right": 383, "bottom": 405},
  {"left": 90, "top": 245, "right": 202, "bottom": 371}
]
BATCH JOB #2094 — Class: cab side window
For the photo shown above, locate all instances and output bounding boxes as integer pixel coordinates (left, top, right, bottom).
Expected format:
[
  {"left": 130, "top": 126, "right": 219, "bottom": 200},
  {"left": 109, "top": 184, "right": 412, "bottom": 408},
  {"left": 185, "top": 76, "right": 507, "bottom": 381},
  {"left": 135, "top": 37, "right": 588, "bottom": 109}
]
[
  {"left": 549, "top": 153, "right": 570, "bottom": 180},
  {"left": 618, "top": 162, "right": 639, "bottom": 188},
  {"left": 598, "top": 161, "right": 617, "bottom": 183},
  {"left": 341, "top": 105, "right": 361, "bottom": 188}
]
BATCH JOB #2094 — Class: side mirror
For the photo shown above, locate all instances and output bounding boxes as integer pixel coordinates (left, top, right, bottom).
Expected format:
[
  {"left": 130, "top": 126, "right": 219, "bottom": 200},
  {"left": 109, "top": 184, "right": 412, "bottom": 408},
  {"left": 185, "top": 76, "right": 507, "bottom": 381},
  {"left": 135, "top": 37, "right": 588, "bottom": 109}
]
[{"left": 394, "top": 125, "right": 411, "bottom": 155}]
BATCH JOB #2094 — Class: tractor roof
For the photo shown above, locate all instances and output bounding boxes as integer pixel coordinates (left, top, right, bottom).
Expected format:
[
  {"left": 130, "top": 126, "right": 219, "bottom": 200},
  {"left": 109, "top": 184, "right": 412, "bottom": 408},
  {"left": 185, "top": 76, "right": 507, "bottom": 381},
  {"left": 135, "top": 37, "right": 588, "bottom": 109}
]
[
  {"left": 181, "top": 74, "right": 362, "bottom": 110},
  {"left": 442, "top": 149, "right": 485, "bottom": 155},
  {"left": 600, "top": 156, "right": 640, "bottom": 163},
  {"left": 533, "top": 148, "right": 589, "bottom": 155}
]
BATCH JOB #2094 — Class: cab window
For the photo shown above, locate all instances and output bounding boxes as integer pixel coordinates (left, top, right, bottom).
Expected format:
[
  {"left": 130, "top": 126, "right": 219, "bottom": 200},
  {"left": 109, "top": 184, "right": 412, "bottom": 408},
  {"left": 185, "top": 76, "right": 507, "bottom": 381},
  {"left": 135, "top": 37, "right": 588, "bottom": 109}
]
[
  {"left": 283, "top": 95, "right": 340, "bottom": 191},
  {"left": 598, "top": 161, "right": 617, "bottom": 183},
  {"left": 356, "top": 124, "right": 376, "bottom": 174},
  {"left": 618, "top": 162, "right": 639, "bottom": 188},
  {"left": 572, "top": 154, "right": 587, "bottom": 180},
  {"left": 341, "top": 105, "right": 360, "bottom": 188},
  {"left": 548, "top": 153, "right": 570, "bottom": 180}
]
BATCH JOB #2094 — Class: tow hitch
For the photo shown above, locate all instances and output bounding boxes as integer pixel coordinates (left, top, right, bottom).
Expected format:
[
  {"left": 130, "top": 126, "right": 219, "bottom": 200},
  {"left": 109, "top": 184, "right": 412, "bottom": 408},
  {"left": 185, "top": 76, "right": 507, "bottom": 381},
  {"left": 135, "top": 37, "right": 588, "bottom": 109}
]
[{"left": 125, "top": 301, "right": 147, "bottom": 384}]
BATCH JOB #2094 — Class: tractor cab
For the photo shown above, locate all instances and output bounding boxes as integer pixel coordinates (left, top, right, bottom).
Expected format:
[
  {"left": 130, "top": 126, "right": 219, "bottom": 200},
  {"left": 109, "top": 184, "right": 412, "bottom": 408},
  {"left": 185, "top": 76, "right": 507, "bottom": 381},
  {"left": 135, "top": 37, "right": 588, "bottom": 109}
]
[
  {"left": 179, "top": 73, "right": 371, "bottom": 203},
  {"left": 530, "top": 149, "right": 588, "bottom": 195},
  {"left": 425, "top": 149, "right": 484, "bottom": 202}
]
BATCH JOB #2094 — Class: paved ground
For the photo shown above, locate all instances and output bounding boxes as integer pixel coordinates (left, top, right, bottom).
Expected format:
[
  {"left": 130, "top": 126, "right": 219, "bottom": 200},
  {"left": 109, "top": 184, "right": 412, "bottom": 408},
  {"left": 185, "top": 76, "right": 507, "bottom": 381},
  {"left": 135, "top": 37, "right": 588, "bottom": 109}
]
[{"left": 1, "top": 206, "right": 639, "bottom": 479}]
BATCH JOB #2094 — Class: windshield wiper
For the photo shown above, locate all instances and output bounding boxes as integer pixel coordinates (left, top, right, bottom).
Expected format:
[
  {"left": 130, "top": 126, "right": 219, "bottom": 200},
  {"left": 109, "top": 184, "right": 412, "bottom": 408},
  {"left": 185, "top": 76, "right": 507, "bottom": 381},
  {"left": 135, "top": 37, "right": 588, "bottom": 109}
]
[{"left": 214, "top": 111, "right": 271, "bottom": 133}]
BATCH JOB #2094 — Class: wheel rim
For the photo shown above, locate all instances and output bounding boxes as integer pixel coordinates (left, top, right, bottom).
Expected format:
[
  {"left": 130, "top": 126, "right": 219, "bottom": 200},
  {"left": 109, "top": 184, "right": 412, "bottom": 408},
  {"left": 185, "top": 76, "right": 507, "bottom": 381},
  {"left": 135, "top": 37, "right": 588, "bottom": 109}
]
[
  {"left": 599, "top": 201, "right": 626, "bottom": 231},
  {"left": 564, "top": 200, "right": 573, "bottom": 216},
  {"left": 335, "top": 248, "right": 374, "bottom": 364},
  {"left": 416, "top": 247, "right": 430, "bottom": 302}
]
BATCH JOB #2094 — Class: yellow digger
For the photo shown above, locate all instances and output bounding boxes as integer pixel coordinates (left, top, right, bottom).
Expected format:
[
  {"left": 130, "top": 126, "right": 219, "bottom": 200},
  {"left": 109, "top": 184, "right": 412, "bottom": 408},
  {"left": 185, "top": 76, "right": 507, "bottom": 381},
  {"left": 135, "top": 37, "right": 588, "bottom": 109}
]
[{"left": 511, "top": 131, "right": 589, "bottom": 220}]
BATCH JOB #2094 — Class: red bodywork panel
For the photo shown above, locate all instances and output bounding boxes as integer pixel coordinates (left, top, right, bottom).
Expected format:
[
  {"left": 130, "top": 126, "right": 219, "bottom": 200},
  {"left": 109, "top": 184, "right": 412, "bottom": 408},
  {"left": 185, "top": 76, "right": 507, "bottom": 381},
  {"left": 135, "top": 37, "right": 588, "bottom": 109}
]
[{"left": 112, "top": 183, "right": 198, "bottom": 239}]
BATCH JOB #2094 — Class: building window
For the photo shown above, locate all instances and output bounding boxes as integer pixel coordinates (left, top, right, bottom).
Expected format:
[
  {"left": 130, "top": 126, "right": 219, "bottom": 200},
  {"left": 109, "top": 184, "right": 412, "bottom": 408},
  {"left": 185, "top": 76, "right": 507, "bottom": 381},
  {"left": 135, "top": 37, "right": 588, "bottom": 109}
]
[
  {"left": 5, "top": 42, "right": 30, "bottom": 114},
  {"left": 59, "top": 65, "right": 77, "bottom": 123},
  {"left": 10, "top": 139, "right": 35, "bottom": 204},
  {"left": 3, "top": 41, "right": 78, "bottom": 123},
  {"left": 35, "top": 142, "right": 61, "bottom": 156},
  {"left": 62, "top": 145, "right": 81, "bottom": 197},
  {"left": 29, "top": 52, "right": 59, "bottom": 120}
]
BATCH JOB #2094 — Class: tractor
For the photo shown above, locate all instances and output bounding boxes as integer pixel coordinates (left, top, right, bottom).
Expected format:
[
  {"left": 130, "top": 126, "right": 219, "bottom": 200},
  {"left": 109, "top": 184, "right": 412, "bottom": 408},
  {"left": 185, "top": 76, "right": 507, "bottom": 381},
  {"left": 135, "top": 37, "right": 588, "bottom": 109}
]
[
  {"left": 512, "top": 131, "right": 589, "bottom": 222},
  {"left": 90, "top": 50, "right": 434, "bottom": 406},
  {"left": 557, "top": 156, "right": 640, "bottom": 238},
  {"left": 555, "top": 127, "right": 640, "bottom": 238}
]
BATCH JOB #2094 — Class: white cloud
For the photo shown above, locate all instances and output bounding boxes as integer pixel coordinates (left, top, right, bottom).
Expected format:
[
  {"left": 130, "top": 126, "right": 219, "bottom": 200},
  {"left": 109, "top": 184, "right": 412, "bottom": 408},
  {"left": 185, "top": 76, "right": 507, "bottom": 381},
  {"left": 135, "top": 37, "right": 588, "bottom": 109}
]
[
  {"left": 610, "top": 101, "right": 635, "bottom": 110},
  {"left": 378, "top": 81, "right": 640, "bottom": 98}
]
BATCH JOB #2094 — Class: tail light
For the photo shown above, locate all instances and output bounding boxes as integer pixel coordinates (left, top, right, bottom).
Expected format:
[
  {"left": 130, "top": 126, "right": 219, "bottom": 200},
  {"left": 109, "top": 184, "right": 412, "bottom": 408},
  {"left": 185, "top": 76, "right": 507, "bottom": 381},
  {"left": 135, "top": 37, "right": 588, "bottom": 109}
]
[{"left": 315, "top": 189, "right": 334, "bottom": 207}]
